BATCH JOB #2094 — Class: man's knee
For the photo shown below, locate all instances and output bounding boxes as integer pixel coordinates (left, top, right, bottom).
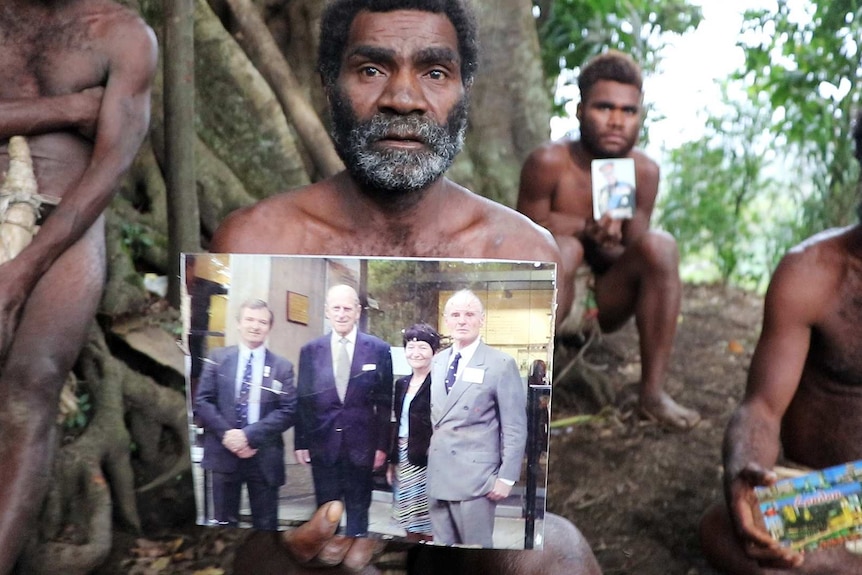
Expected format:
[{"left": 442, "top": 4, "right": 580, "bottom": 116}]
[
  {"left": 1, "top": 354, "right": 68, "bottom": 404},
  {"left": 636, "top": 230, "right": 679, "bottom": 274},
  {"left": 556, "top": 235, "right": 585, "bottom": 277},
  {"left": 699, "top": 502, "right": 760, "bottom": 575}
]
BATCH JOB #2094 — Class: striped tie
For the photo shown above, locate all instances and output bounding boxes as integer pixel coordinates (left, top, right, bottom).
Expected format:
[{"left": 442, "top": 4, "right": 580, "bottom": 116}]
[{"left": 236, "top": 353, "right": 253, "bottom": 427}]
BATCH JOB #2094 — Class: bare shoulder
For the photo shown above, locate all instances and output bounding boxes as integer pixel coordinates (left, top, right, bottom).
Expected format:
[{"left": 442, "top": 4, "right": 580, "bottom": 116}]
[
  {"left": 81, "top": 0, "right": 156, "bottom": 43},
  {"left": 631, "top": 148, "right": 659, "bottom": 180},
  {"left": 211, "top": 188, "right": 313, "bottom": 254},
  {"left": 766, "top": 226, "right": 856, "bottom": 318},
  {"left": 524, "top": 139, "right": 571, "bottom": 169},
  {"left": 465, "top": 189, "right": 561, "bottom": 263},
  {"left": 78, "top": 1, "right": 157, "bottom": 73}
]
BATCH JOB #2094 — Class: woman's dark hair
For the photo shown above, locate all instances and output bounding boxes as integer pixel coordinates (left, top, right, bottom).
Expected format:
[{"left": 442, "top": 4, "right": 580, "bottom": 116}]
[{"left": 402, "top": 322, "right": 441, "bottom": 352}]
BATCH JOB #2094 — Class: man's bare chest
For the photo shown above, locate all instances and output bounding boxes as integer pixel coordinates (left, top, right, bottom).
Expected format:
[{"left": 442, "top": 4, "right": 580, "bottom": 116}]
[
  {"left": 551, "top": 170, "right": 594, "bottom": 218},
  {"left": 810, "top": 283, "right": 862, "bottom": 386},
  {"left": 0, "top": 11, "right": 107, "bottom": 98}
]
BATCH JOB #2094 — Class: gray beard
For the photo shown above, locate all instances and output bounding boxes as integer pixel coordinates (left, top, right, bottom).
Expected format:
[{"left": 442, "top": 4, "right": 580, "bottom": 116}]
[{"left": 329, "top": 90, "right": 468, "bottom": 198}]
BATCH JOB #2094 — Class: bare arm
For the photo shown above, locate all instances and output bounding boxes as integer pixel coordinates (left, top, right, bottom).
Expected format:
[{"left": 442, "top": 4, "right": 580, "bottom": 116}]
[
  {"left": 516, "top": 144, "right": 585, "bottom": 238},
  {"left": 722, "top": 250, "right": 830, "bottom": 568},
  {"left": 0, "top": 16, "right": 157, "bottom": 357},
  {"left": 621, "top": 151, "right": 659, "bottom": 246},
  {"left": 0, "top": 89, "right": 102, "bottom": 140}
]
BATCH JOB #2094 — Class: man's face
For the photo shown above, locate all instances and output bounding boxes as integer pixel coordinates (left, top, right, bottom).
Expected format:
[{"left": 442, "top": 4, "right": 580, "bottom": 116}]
[
  {"left": 237, "top": 307, "right": 272, "bottom": 349},
  {"left": 329, "top": 10, "right": 468, "bottom": 197},
  {"left": 326, "top": 287, "right": 361, "bottom": 337},
  {"left": 444, "top": 295, "right": 484, "bottom": 348},
  {"left": 578, "top": 79, "right": 642, "bottom": 158}
]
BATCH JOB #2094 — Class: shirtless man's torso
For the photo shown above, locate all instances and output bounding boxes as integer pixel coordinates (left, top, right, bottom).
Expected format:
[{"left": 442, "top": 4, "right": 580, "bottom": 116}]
[
  {"left": 700, "top": 224, "right": 862, "bottom": 574},
  {"left": 0, "top": 1, "right": 156, "bottom": 571}
]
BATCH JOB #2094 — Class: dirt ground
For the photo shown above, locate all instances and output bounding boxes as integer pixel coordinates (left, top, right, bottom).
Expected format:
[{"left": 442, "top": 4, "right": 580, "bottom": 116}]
[
  {"left": 100, "top": 282, "right": 764, "bottom": 575},
  {"left": 547, "top": 283, "right": 764, "bottom": 575}
]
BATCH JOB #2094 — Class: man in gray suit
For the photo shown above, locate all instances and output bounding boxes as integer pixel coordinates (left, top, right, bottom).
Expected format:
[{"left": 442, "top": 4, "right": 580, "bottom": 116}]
[{"left": 427, "top": 289, "right": 527, "bottom": 547}]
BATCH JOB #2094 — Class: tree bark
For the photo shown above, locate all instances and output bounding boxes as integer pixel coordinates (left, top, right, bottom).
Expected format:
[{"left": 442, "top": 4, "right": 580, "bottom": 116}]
[
  {"left": 224, "top": 0, "right": 344, "bottom": 179},
  {"left": 165, "top": 0, "right": 200, "bottom": 306}
]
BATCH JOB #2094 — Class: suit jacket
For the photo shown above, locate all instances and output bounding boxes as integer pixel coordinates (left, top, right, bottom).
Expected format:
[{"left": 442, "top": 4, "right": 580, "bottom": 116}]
[
  {"left": 427, "top": 341, "right": 527, "bottom": 501},
  {"left": 294, "top": 331, "right": 393, "bottom": 468},
  {"left": 388, "top": 373, "right": 432, "bottom": 467},
  {"left": 195, "top": 346, "right": 296, "bottom": 486}
]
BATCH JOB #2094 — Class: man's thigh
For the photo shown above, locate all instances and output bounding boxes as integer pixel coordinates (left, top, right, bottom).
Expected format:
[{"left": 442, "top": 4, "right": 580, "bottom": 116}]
[
  {"left": 0, "top": 219, "right": 105, "bottom": 395},
  {"left": 593, "top": 255, "right": 640, "bottom": 333}
]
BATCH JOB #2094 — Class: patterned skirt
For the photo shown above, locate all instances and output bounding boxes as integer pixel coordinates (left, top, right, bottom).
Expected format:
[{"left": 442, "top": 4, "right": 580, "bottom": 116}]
[{"left": 392, "top": 437, "right": 432, "bottom": 535}]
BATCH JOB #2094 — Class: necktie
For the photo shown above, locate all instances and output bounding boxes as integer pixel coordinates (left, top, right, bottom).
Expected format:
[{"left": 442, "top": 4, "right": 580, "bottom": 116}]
[
  {"left": 335, "top": 337, "right": 350, "bottom": 402},
  {"left": 444, "top": 352, "right": 461, "bottom": 394},
  {"left": 236, "top": 353, "right": 253, "bottom": 427}
]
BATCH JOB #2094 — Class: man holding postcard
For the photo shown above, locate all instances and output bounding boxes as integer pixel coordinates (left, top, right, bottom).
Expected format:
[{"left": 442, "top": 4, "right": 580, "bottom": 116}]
[
  {"left": 427, "top": 290, "right": 526, "bottom": 547},
  {"left": 697, "top": 111, "right": 862, "bottom": 574},
  {"left": 195, "top": 299, "right": 297, "bottom": 530},
  {"left": 517, "top": 50, "right": 699, "bottom": 431}
]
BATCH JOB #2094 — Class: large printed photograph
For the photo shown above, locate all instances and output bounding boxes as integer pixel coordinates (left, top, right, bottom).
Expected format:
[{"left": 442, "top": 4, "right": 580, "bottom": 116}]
[{"left": 182, "top": 253, "right": 557, "bottom": 550}]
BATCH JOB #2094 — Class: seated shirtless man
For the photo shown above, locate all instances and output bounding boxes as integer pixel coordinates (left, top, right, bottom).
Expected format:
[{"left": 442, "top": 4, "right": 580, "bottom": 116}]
[
  {"left": 698, "top": 113, "right": 862, "bottom": 574},
  {"left": 0, "top": 1, "right": 156, "bottom": 571},
  {"left": 516, "top": 50, "right": 699, "bottom": 430},
  {"left": 214, "top": 1, "right": 599, "bottom": 574}
]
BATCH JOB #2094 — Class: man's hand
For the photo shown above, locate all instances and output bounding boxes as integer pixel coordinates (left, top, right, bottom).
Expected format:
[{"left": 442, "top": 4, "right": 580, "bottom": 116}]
[
  {"left": 486, "top": 479, "right": 513, "bottom": 502},
  {"left": 728, "top": 463, "right": 804, "bottom": 569},
  {"left": 73, "top": 87, "right": 104, "bottom": 139},
  {"left": 583, "top": 213, "right": 623, "bottom": 248},
  {"left": 385, "top": 464, "right": 396, "bottom": 486},
  {"left": 295, "top": 449, "right": 311, "bottom": 465},
  {"left": 0, "top": 261, "right": 33, "bottom": 364},
  {"left": 235, "top": 445, "right": 258, "bottom": 458},
  {"left": 373, "top": 450, "right": 387, "bottom": 470},
  {"left": 234, "top": 501, "right": 385, "bottom": 575},
  {"left": 223, "top": 428, "right": 249, "bottom": 453}
]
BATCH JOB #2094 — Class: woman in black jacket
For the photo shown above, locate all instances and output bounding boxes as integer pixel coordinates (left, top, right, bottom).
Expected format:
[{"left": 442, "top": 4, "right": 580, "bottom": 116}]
[{"left": 386, "top": 323, "right": 441, "bottom": 542}]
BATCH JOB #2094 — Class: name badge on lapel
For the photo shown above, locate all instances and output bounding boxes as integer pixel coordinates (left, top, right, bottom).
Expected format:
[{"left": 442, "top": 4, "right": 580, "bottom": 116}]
[
  {"left": 463, "top": 367, "right": 485, "bottom": 384},
  {"left": 263, "top": 365, "right": 271, "bottom": 378},
  {"left": 362, "top": 364, "right": 376, "bottom": 371}
]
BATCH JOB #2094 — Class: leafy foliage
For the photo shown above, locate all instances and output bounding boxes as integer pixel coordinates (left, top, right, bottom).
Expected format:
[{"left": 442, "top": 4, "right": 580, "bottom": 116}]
[
  {"left": 658, "top": 89, "right": 796, "bottom": 289},
  {"left": 737, "top": 0, "right": 862, "bottom": 236},
  {"left": 534, "top": 0, "right": 702, "bottom": 114}
]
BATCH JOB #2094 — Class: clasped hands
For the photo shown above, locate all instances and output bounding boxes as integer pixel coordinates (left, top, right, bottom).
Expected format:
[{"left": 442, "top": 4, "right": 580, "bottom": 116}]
[{"left": 223, "top": 428, "right": 257, "bottom": 458}]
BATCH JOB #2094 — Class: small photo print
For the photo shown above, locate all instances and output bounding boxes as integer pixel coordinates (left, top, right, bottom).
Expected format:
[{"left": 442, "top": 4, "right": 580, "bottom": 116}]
[
  {"left": 183, "top": 254, "right": 557, "bottom": 550},
  {"left": 591, "top": 158, "right": 636, "bottom": 220}
]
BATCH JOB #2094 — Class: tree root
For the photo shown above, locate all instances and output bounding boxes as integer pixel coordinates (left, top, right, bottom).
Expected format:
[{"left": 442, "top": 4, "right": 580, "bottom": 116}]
[{"left": 20, "top": 324, "right": 189, "bottom": 573}]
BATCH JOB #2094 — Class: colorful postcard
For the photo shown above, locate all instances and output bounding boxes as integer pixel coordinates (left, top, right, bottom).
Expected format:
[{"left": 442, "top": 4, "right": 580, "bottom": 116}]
[{"left": 755, "top": 460, "right": 862, "bottom": 552}]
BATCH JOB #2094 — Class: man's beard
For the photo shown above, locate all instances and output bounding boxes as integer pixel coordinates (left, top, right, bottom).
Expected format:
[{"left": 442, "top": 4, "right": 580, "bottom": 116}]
[{"left": 329, "top": 88, "right": 468, "bottom": 199}]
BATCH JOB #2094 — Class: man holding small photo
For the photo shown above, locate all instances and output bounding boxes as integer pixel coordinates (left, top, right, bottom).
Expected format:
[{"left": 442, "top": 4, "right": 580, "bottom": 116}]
[{"left": 517, "top": 50, "right": 699, "bottom": 431}]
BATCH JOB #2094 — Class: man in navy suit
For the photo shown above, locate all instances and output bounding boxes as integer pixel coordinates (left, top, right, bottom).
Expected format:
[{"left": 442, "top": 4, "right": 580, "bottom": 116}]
[
  {"left": 294, "top": 284, "right": 393, "bottom": 537},
  {"left": 195, "top": 299, "right": 297, "bottom": 530}
]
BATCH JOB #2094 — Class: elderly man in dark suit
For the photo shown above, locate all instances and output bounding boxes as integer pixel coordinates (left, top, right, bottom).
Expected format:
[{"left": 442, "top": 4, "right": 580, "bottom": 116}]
[
  {"left": 294, "top": 284, "right": 394, "bottom": 537},
  {"left": 427, "top": 289, "right": 527, "bottom": 547},
  {"left": 195, "top": 299, "right": 297, "bottom": 530}
]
